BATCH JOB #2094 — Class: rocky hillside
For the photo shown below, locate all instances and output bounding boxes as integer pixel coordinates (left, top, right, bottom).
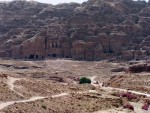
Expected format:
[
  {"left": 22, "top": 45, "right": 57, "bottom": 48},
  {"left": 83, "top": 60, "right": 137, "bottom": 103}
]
[{"left": 0, "top": 0, "right": 150, "bottom": 60}]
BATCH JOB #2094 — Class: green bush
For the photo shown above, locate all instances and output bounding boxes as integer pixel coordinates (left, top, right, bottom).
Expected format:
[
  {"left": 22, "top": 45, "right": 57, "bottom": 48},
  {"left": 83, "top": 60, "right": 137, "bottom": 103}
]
[{"left": 79, "top": 77, "right": 91, "bottom": 84}]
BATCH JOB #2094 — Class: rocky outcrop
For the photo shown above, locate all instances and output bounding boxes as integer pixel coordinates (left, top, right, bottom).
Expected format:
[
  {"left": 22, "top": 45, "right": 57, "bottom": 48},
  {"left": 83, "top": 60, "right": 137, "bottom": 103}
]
[
  {"left": 0, "top": 0, "right": 150, "bottom": 61},
  {"left": 122, "top": 50, "right": 146, "bottom": 60}
]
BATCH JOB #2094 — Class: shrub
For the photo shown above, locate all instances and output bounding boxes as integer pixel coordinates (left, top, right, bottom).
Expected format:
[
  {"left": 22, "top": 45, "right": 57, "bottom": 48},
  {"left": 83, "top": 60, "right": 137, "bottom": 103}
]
[
  {"left": 142, "top": 104, "right": 149, "bottom": 111},
  {"left": 123, "top": 103, "right": 134, "bottom": 111},
  {"left": 129, "top": 64, "right": 146, "bottom": 73},
  {"left": 121, "top": 92, "right": 137, "bottom": 100},
  {"left": 41, "top": 104, "right": 47, "bottom": 109},
  {"left": 79, "top": 77, "right": 91, "bottom": 84},
  {"left": 142, "top": 100, "right": 150, "bottom": 111}
]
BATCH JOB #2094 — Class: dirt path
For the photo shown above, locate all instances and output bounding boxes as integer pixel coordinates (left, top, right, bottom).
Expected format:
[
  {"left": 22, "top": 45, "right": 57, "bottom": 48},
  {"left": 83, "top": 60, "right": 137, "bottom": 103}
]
[
  {"left": 0, "top": 96, "right": 46, "bottom": 110},
  {"left": 0, "top": 77, "right": 48, "bottom": 110},
  {"left": 90, "top": 76, "right": 150, "bottom": 97},
  {"left": 130, "top": 102, "right": 150, "bottom": 113},
  {"left": 90, "top": 76, "right": 150, "bottom": 113},
  {"left": 7, "top": 77, "right": 19, "bottom": 91},
  {"left": 46, "top": 59, "right": 65, "bottom": 70},
  {"left": 0, "top": 89, "right": 98, "bottom": 110},
  {"left": 0, "top": 91, "right": 70, "bottom": 110},
  {"left": 6, "top": 76, "right": 24, "bottom": 97},
  {"left": 52, "top": 93, "right": 69, "bottom": 98},
  {"left": 101, "top": 87, "right": 150, "bottom": 97},
  {"left": 94, "top": 103, "right": 150, "bottom": 113},
  {"left": 94, "top": 108, "right": 128, "bottom": 113},
  {"left": 1, "top": 75, "right": 149, "bottom": 111},
  {"left": 0, "top": 76, "right": 98, "bottom": 110}
]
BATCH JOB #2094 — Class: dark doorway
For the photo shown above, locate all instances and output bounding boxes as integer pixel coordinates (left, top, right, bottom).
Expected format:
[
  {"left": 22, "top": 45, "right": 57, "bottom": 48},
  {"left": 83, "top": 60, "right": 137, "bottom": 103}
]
[
  {"left": 35, "top": 55, "right": 38, "bottom": 59},
  {"left": 52, "top": 43, "right": 54, "bottom": 48},
  {"left": 29, "top": 55, "right": 34, "bottom": 59},
  {"left": 52, "top": 54, "right": 56, "bottom": 58},
  {"left": 66, "top": 56, "right": 69, "bottom": 58},
  {"left": 56, "top": 43, "right": 58, "bottom": 48}
]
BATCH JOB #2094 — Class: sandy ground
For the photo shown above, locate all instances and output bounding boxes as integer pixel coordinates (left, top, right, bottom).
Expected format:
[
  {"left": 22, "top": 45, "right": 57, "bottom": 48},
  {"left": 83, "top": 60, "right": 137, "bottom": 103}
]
[{"left": 0, "top": 59, "right": 149, "bottom": 113}]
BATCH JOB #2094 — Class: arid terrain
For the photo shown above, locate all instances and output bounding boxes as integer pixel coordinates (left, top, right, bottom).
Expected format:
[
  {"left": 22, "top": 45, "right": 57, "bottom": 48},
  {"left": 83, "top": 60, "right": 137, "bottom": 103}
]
[
  {"left": 0, "top": 0, "right": 150, "bottom": 112},
  {"left": 0, "top": 0, "right": 150, "bottom": 62},
  {"left": 0, "top": 58, "right": 149, "bottom": 113}
]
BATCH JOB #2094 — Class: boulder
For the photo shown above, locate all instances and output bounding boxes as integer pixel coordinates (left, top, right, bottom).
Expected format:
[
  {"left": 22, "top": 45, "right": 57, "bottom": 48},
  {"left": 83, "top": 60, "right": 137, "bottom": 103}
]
[
  {"left": 129, "top": 63, "right": 147, "bottom": 73},
  {"left": 111, "top": 67, "right": 126, "bottom": 72}
]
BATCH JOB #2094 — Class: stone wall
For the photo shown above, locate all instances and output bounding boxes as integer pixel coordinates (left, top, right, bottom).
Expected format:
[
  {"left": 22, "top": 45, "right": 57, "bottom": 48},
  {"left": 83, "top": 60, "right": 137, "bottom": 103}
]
[
  {"left": 22, "top": 36, "right": 46, "bottom": 59},
  {"left": 2, "top": 32, "right": 136, "bottom": 61},
  {"left": 72, "top": 40, "right": 86, "bottom": 60},
  {"left": 11, "top": 45, "right": 23, "bottom": 59},
  {"left": 46, "top": 39, "right": 63, "bottom": 58},
  {"left": 122, "top": 50, "right": 146, "bottom": 60},
  {"left": 0, "top": 51, "right": 6, "bottom": 57}
]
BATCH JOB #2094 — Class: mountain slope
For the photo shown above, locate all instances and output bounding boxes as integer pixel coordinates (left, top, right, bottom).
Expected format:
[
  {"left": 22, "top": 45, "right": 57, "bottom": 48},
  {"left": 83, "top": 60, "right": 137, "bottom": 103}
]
[{"left": 0, "top": 0, "right": 149, "bottom": 60}]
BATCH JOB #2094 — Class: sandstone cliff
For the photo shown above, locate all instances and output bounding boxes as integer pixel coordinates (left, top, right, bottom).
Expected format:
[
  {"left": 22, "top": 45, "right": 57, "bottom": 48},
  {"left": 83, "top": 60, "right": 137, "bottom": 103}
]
[{"left": 0, "top": 0, "right": 149, "bottom": 60}]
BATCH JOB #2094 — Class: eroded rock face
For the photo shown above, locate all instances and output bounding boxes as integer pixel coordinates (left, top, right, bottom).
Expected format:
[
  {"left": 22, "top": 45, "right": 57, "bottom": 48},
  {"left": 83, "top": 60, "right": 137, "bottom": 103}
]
[{"left": 0, "top": 0, "right": 150, "bottom": 60}]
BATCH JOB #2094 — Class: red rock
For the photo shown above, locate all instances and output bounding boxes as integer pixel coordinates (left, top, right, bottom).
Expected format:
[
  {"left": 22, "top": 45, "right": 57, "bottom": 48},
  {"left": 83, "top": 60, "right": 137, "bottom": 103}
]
[
  {"left": 0, "top": 0, "right": 149, "bottom": 61},
  {"left": 123, "top": 103, "right": 134, "bottom": 111},
  {"left": 142, "top": 104, "right": 149, "bottom": 111}
]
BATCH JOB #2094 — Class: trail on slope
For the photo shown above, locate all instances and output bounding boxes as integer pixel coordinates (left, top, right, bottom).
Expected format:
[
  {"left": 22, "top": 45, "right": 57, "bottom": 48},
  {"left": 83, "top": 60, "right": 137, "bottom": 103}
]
[
  {"left": 0, "top": 89, "right": 98, "bottom": 110},
  {"left": 6, "top": 76, "right": 24, "bottom": 97},
  {"left": 0, "top": 96, "right": 46, "bottom": 110},
  {"left": 2, "top": 75, "right": 149, "bottom": 111},
  {"left": 94, "top": 108, "right": 128, "bottom": 113},
  {"left": 89, "top": 76, "right": 150, "bottom": 97},
  {"left": 0, "top": 76, "right": 97, "bottom": 110},
  {"left": 102, "top": 87, "right": 150, "bottom": 97},
  {"left": 0, "top": 76, "right": 48, "bottom": 110},
  {"left": 90, "top": 76, "right": 150, "bottom": 113},
  {"left": 46, "top": 59, "right": 65, "bottom": 70}
]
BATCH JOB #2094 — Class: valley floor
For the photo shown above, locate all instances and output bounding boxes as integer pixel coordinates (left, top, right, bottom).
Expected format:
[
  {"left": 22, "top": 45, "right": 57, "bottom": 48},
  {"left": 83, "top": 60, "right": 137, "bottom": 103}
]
[{"left": 0, "top": 58, "right": 149, "bottom": 113}]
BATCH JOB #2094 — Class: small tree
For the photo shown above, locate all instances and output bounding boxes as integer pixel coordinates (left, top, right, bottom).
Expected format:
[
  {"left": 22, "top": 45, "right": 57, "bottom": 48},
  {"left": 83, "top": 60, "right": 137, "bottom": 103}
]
[{"left": 79, "top": 77, "right": 91, "bottom": 84}]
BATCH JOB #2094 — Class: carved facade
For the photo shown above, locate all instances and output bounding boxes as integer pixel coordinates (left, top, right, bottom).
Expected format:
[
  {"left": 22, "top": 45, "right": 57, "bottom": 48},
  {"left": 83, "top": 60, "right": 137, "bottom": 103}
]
[
  {"left": 0, "top": 36, "right": 107, "bottom": 61},
  {"left": 0, "top": 0, "right": 149, "bottom": 61}
]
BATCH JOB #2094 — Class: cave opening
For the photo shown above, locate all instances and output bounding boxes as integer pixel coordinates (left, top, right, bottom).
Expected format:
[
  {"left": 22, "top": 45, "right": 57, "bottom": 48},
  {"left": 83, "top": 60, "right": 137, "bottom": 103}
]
[
  {"left": 35, "top": 55, "right": 38, "bottom": 59},
  {"left": 29, "top": 55, "right": 34, "bottom": 59},
  {"left": 52, "top": 54, "right": 57, "bottom": 58}
]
